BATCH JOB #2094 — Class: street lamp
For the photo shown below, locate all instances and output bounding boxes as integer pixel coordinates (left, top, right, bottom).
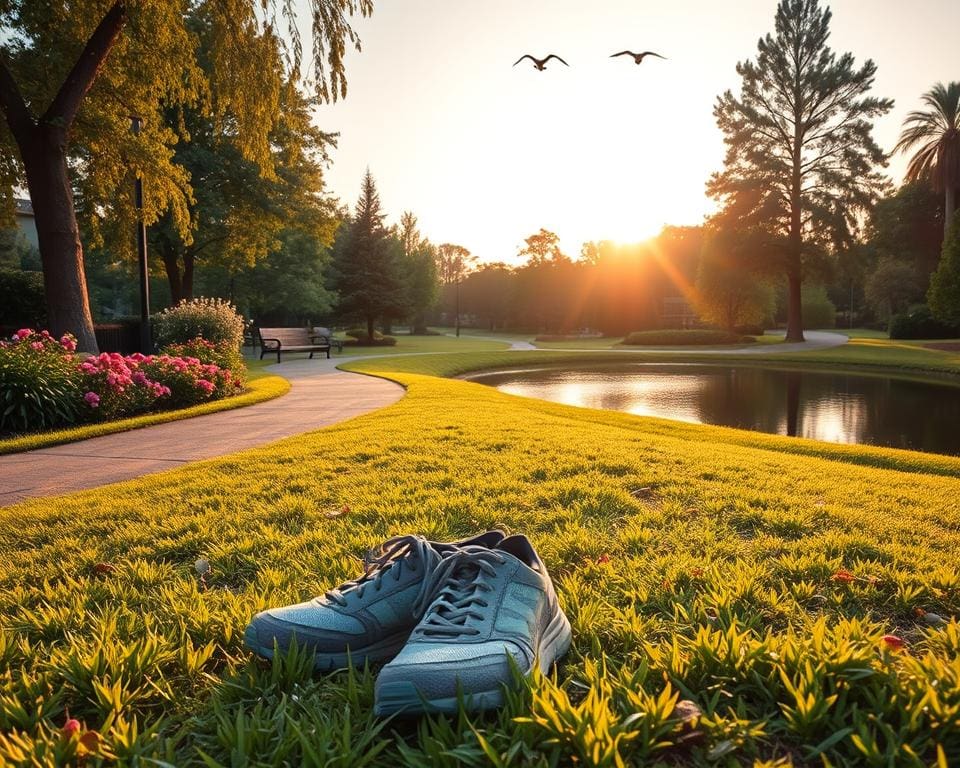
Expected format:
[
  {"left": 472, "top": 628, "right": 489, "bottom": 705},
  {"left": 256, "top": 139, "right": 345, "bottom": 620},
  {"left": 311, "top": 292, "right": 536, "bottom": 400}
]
[{"left": 131, "top": 116, "right": 151, "bottom": 353}]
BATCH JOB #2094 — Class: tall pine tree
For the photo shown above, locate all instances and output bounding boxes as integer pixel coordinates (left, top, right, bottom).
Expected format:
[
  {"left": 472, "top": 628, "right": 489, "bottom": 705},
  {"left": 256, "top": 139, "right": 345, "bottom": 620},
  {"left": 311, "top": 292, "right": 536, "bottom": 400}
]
[
  {"left": 332, "top": 170, "right": 405, "bottom": 339},
  {"left": 708, "top": 0, "right": 892, "bottom": 341}
]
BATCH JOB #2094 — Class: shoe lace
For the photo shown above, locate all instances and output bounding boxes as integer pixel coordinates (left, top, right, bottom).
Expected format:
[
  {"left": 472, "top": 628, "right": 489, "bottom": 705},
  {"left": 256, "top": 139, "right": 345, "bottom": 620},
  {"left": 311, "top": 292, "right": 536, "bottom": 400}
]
[
  {"left": 413, "top": 547, "right": 507, "bottom": 638},
  {"left": 324, "top": 535, "right": 442, "bottom": 609}
]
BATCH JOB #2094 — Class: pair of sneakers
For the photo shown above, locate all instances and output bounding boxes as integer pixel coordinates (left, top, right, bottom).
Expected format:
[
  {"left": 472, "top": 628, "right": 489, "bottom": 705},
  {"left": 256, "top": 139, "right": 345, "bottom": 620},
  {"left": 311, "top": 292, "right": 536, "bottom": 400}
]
[{"left": 244, "top": 531, "right": 572, "bottom": 715}]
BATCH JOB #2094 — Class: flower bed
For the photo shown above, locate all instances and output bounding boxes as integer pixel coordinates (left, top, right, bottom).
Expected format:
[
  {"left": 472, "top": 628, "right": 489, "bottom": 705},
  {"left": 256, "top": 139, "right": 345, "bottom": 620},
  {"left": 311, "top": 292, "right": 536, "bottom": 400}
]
[{"left": 0, "top": 328, "right": 245, "bottom": 436}]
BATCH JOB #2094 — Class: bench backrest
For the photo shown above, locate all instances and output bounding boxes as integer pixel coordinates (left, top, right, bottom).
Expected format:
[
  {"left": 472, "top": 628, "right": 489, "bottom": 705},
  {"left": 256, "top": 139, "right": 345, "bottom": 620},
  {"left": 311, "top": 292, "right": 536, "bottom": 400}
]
[{"left": 258, "top": 327, "right": 314, "bottom": 346}]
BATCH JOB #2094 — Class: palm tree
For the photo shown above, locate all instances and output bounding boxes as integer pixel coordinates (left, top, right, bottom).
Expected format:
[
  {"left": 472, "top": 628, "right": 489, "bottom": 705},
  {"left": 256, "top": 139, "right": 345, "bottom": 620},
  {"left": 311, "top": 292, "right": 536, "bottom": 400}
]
[{"left": 894, "top": 82, "right": 960, "bottom": 240}]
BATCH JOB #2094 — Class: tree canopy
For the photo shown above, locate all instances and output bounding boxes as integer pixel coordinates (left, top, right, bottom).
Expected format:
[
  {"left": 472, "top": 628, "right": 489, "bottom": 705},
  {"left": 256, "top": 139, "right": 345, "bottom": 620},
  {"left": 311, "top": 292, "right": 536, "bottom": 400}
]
[{"left": 708, "top": 0, "right": 892, "bottom": 341}]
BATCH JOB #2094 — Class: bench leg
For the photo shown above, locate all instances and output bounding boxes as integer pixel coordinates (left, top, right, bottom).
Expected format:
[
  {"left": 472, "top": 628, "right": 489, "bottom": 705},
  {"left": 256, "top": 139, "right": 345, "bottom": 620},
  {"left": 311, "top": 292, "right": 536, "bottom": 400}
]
[
  {"left": 326, "top": 349, "right": 331, "bottom": 359},
  {"left": 276, "top": 351, "right": 281, "bottom": 364},
  {"left": 260, "top": 350, "right": 265, "bottom": 360},
  {"left": 309, "top": 352, "right": 314, "bottom": 359}
]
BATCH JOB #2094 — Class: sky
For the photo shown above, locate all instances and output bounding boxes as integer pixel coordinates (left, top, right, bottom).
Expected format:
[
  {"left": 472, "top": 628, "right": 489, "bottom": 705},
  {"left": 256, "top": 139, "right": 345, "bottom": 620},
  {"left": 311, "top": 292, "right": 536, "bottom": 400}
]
[{"left": 311, "top": 0, "right": 960, "bottom": 265}]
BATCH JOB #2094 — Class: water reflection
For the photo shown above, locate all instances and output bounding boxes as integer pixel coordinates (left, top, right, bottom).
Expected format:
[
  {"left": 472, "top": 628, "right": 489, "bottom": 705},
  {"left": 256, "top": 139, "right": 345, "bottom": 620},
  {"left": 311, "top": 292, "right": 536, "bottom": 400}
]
[{"left": 471, "top": 364, "right": 960, "bottom": 455}]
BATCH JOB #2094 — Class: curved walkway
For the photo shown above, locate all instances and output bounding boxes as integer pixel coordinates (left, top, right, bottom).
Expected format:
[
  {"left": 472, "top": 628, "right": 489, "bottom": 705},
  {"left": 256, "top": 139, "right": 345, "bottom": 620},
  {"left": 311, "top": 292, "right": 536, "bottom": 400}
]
[
  {"left": 462, "top": 330, "right": 848, "bottom": 355},
  {"left": 0, "top": 361, "right": 403, "bottom": 507}
]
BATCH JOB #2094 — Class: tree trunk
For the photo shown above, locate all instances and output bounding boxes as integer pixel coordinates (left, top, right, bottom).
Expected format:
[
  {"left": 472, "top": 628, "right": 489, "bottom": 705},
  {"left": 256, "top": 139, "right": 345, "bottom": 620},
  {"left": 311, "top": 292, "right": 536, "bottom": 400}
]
[
  {"left": 182, "top": 251, "right": 195, "bottom": 302},
  {"left": 160, "top": 245, "right": 184, "bottom": 305},
  {"left": 947, "top": 186, "right": 957, "bottom": 240},
  {"left": 0, "top": 1, "right": 127, "bottom": 354},
  {"left": 21, "top": 131, "right": 98, "bottom": 352},
  {"left": 786, "top": 270, "right": 803, "bottom": 343}
]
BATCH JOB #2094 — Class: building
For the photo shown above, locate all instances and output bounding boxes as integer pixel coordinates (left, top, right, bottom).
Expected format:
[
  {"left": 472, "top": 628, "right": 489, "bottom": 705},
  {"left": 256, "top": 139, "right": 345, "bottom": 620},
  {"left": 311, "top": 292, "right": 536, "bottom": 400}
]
[{"left": 14, "top": 198, "right": 38, "bottom": 250}]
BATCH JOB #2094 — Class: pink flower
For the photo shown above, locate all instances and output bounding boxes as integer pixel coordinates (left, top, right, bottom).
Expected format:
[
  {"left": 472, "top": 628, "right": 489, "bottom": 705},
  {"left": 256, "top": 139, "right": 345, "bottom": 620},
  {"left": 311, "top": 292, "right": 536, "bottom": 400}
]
[
  {"left": 30, "top": 341, "right": 44, "bottom": 351},
  {"left": 196, "top": 379, "right": 215, "bottom": 394},
  {"left": 132, "top": 372, "right": 147, "bottom": 385},
  {"left": 14, "top": 328, "right": 32, "bottom": 341},
  {"left": 84, "top": 392, "right": 101, "bottom": 408},
  {"left": 60, "top": 335, "right": 77, "bottom": 352}
]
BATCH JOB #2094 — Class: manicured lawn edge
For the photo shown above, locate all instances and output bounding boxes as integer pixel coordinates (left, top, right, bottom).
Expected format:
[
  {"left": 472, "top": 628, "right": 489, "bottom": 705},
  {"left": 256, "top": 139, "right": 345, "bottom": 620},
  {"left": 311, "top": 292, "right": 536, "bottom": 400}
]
[
  {"left": 0, "top": 375, "right": 290, "bottom": 456},
  {"left": 341, "top": 350, "right": 960, "bottom": 478}
]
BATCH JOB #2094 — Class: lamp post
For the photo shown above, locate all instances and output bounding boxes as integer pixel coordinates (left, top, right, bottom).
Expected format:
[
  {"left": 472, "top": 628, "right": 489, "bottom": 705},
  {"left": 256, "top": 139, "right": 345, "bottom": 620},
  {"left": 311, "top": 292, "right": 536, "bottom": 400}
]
[
  {"left": 131, "top": 116, "right": 151, "bottom": 353},
  {"left": 455, "top": 274, "right": 461, "bottom": 338}
]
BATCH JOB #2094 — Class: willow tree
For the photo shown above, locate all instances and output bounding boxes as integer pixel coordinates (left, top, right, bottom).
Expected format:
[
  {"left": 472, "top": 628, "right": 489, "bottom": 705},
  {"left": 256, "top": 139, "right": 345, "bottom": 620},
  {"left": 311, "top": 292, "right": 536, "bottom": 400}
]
[
  {"left": 0, "top": 0, "right": 371, "bottom": 351},
  {"left": 708, "top": 0, "right": 891, "bottom": 342}
]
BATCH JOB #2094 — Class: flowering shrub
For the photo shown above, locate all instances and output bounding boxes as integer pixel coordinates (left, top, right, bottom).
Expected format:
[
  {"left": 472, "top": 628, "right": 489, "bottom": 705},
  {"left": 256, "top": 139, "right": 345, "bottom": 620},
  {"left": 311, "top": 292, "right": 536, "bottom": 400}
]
[
  {"left": 162, "top": 337, "right": 246, "bottom": 384},
  {"left": 153, "top": 298, "right": 246, "bottom": 350},
  {"left": 0, "top": 329, "right": 81, "bottom": 433},
  {"left": 0, "top": 328, "right": 246, "bottom": 434},
  {"left": 140, "top": 354, "right": 243, "bottom": 409},
  {"left": 77, "top": 352, "right": 172, "bottom": 421}
]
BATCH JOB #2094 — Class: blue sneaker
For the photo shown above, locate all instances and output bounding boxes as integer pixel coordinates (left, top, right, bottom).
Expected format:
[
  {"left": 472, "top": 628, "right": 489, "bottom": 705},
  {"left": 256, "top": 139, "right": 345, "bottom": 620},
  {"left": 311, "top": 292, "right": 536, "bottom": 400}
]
[
  {"left": 244, "top": 531, "right": 505, "bottom": 671},
  {"left": 374, "top": 535, "right": 572, "bottom": 715}
]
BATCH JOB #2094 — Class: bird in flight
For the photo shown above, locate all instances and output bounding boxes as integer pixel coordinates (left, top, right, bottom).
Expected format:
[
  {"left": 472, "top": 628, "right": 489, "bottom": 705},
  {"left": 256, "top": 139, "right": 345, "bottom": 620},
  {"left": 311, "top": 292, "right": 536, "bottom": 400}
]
[
  {"left": 513, "top": 54, "right": 569, "bottom": 71},
  {"left": 610, "top": 50, "right": 667, "bottom": 65}
]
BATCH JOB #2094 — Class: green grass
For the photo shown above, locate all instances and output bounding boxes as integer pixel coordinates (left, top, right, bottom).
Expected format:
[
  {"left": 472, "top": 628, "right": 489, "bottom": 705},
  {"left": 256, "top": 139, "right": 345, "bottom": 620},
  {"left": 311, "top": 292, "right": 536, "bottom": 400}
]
[
  {"left": 1, "top": 349, "right": 959, "bottom": 765},
  {"left": 328, "top": 334, "right": 510, "bottom": 357},
  {"left": 0, "top": 365, "right": 289, "bottom": 456}
]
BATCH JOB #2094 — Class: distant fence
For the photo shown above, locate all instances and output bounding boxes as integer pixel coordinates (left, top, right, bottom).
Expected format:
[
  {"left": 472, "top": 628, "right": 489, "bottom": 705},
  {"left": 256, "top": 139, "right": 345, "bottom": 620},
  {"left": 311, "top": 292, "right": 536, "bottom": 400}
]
[{"left": 0, "top": 322, "right": 143, "bottom": 354}]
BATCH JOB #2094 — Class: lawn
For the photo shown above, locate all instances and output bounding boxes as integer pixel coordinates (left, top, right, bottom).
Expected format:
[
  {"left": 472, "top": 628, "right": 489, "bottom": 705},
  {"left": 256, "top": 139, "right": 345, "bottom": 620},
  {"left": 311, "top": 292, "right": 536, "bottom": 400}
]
[
  {"left": 328, "top": 334, "right": 511, "bottom": 357},
  {"left": 1, "top": 350, "right": 959, "bottom": 765}
]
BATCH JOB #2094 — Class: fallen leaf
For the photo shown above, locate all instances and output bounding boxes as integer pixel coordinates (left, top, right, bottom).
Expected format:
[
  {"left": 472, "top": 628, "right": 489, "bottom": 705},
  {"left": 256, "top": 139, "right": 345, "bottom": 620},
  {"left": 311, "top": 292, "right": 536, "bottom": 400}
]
[
  {"left": 831, "top": 569, "right": 854, "bottom": 583},
  {"left": 92, "top": 562, "right": 116, "bottom": 575},
  {"left": 324, "top": 505, "right": 350, "bottom": 519},
  {"left": 674, "top": 699, "right": 702, "bottom": 724},
  {"left": 78, "top": 730, "right": 101, "bottom": 752},
  {"left": 629, "top": 486, "right": 653, "bottom": 499},
  {"left": 596, "top": 554, "right": 611, "bottom": 564}
]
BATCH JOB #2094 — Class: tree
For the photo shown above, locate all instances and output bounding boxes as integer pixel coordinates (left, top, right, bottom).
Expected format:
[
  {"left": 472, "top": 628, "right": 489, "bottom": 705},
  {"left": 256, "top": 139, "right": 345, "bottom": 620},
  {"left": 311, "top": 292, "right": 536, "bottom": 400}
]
[
  {"left": 867, "top": 182, "right": 944, "bottom": 285},
  {"left": 0, "top": 0, "right": 371, "bottom": 351},
  {"left": 694, "top": 229, "right": 774, "bottom": 332},
  {"left": 928, "top": 216, "right": 960, "bottom": 326},
  {"left": 149, "top": 76, "right": 337, "bottom": 304},
  {"left": 461, "top": 263, "right": 515, "bottom": 330},
  {"left": 894, "top": 82, "right": 960, "bottom": 239},
  {"left": 331, "top": 170, "right": 405, "bottom": 339},
  {"left": 396, "top": 212, "right": 438, "bottom": 334},
  {"left": 864, "top": 256, "right": 917, "bottom": 329},
  {"left": 518, "top": 228, "right": 565, "bottom": 265},
  {"left": 436, "top": 243, "right": 475, "bottom": 286},
  {"left": 707, "top": 0, "right": 892, "bottom": 342}
]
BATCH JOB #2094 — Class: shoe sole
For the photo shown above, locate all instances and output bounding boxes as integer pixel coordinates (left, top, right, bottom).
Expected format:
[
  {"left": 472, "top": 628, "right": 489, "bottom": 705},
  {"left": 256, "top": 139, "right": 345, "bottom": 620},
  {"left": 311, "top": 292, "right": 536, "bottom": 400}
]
[
  {"left": 374, "top": 608, "right": 573, "bottom": 716},
  {"left": 243, "top": 624, "right": 410, "bottom": 672}
]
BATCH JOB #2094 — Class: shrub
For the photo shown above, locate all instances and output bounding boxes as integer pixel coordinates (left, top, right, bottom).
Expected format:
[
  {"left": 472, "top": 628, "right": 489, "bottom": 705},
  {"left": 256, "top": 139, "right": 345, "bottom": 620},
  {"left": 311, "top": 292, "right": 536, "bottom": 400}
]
[
  {"left": 162, "top": 337, "right": 246, "bottom": 383},
  {"left": 802, "top": 285, "right": 836, "bottom": 329},
  {"left": 928, "top": 216, "right": 960, "bottom": 326},
  {"left": 889, "top": 304, "right": 960, "bottom": 340},
  {"left": 77, "top": 352, "right": 171, "bottom": 421},
  {"left": 0, "top": 329, "right": 80, "bottom": 433},
  {"left": 0, "top": 269, "right": 46, "bottom": 327},
  {"left": 140, "top": 354, "right": 243, "bottom": 409},
  {"left": 734, "top": 324, "right": 765, "bottom": 336},
  {"left": 153, "top": 298, "right": 246, "bottom": 350},
  {"left": 344, "top": 328, "right": 397, "bottom": 346},
  {"left": 622, "top": 329, "right": 752, "bottom": 346}
]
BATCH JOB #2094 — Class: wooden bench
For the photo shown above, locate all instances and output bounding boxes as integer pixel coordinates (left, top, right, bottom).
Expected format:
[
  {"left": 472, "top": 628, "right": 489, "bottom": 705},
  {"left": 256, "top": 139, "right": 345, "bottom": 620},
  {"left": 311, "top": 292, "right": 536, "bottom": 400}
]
[{"left": 257, "top": 327, "right": 331, "bottom": 363}]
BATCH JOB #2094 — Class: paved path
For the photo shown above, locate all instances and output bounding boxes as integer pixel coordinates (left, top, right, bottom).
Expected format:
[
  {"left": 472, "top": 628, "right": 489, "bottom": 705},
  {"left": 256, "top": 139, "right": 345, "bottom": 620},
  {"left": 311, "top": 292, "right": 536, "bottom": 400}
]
[
  {"left": 0, "top": 361, "right": 403, "bottom": 507},
  {"left": 455, "top": 330, "right": 848, "bottom": 355}
]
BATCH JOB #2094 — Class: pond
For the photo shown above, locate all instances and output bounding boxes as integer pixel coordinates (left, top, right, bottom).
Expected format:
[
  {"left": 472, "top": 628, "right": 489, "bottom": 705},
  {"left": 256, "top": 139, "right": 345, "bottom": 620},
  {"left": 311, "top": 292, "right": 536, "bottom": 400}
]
[{"left": 468, "top": 363, "right": 960, "bottom": 455}]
